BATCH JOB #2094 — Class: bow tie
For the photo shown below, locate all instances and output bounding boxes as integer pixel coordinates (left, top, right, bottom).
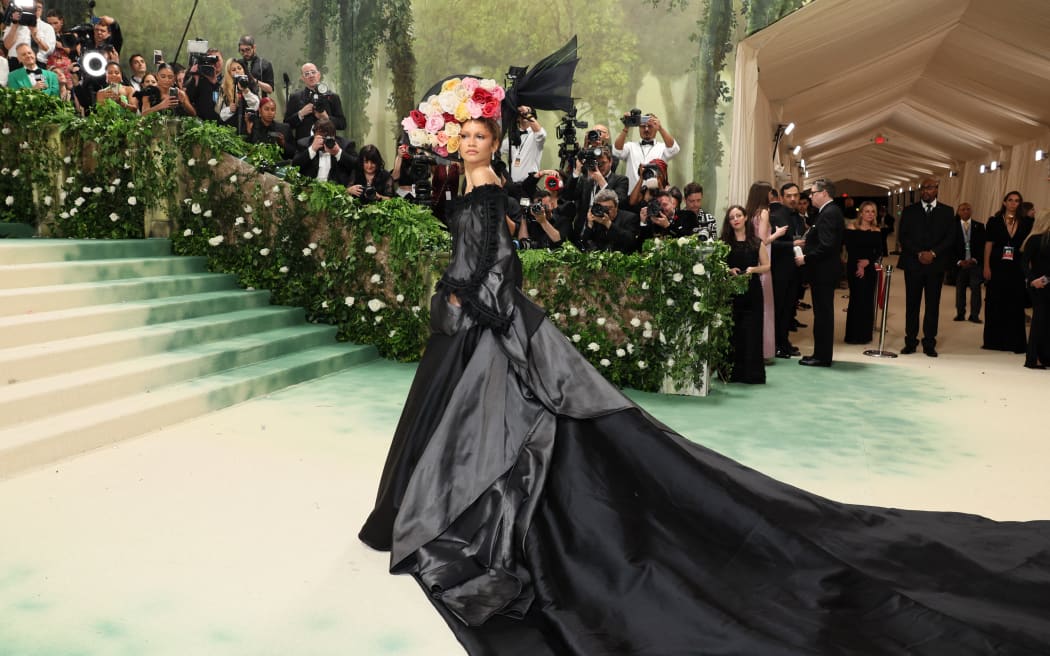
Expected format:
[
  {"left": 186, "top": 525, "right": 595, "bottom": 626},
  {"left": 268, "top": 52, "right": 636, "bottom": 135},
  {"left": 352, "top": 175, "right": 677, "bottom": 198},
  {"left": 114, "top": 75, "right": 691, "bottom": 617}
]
[{"left": 640, "top": 139, "right": 655, "bottom": 146}]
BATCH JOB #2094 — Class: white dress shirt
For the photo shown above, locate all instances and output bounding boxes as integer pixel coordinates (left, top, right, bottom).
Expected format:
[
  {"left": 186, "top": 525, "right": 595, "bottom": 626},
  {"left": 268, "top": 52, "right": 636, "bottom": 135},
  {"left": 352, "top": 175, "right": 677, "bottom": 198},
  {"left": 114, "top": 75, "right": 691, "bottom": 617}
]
[
  {"left": 614, "top": 139, "right": 680, "bottom": 190},
  {"left": 500, "top": 126, "right": 546, "bottom": 183}
]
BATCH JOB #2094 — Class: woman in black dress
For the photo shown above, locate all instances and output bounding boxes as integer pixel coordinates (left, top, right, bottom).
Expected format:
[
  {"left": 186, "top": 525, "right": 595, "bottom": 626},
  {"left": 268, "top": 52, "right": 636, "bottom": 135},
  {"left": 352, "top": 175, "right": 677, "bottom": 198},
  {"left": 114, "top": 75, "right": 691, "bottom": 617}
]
[
  {"left": 1022, "top": 210, "right": 1050, "bottom": 369},
  {"left": 843, "top": 201, "right": 882, "bottom": 344},
  {"left": 347, "top": 145, "right": 394, "bottom": 202},
  {"left": 983, "top": 191, "right": 1033, "bottom": 352},
  {"left": 720, "top": 204, "right": 768, "bottom": 383},
  {"left": 359, "top": 79, "right": 1050, "bottom": 655}
]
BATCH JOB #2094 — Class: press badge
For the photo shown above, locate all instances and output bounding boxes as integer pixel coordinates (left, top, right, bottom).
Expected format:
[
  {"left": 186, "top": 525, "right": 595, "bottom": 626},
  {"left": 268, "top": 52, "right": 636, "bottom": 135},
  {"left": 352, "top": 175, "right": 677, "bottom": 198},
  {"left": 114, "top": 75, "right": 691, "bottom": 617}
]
[{"left": 1003, "top": 246, "right": 1015, "bottom": 261}]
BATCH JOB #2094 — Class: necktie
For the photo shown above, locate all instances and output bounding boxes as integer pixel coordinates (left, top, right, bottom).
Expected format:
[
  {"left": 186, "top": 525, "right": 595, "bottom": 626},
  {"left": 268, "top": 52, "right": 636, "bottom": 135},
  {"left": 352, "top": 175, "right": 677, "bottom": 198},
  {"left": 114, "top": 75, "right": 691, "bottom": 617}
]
[
  {"left": 640, "top": 139, "right": 655, "bottom": 146},
  {"left": 925, "top": 203, "right": 932, "bottom": 215}
]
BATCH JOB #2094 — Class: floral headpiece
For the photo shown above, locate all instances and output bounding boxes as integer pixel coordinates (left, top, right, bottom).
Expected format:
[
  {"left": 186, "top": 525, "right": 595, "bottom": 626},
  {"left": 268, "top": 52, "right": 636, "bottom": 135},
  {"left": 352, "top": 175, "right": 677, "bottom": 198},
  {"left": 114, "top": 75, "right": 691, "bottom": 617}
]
[{"left": 402, "top": 77, "right": 506, "bottom": 158}]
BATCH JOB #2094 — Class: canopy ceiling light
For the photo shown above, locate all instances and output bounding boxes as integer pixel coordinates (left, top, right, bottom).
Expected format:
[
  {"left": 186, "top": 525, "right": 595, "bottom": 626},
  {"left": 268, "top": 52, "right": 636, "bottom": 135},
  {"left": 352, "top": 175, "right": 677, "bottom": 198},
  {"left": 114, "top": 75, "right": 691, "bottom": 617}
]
[
  {"left": 792, "top": 145, "right": 801, "bottom": 156},
  {"left": 772, "top": 122, "right": 796, "bottom": 161},
  {"left": 1036, "top": 149, "right": 1047, "bottom": 161}
]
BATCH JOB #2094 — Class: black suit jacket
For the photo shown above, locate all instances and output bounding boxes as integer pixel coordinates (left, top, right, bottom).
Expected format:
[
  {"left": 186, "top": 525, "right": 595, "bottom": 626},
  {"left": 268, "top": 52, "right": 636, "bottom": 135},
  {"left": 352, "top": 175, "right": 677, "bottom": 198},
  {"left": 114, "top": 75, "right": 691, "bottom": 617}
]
[
  {"left": 769, "top": 202, "right": 804, "bottom": 273},
  {"left": 898, "top": 200, "right": 956, "bottom": 272},
  {"left": 953, "top": 219, "right": 986, "bottom": 266},
  {"left": 567, "top": 170, "right": 629, "bottom": 222},
  {"left": 803, "top": 201, "right": 845, "bottom": 283},
  {"left": 285, "top": 87, "right": 348, "bottom": 141},
  {"left": 578, "top": 208, "right": 641, "bottom": 254},
  {"left": 292, "top": 137, "right": 355, "bottom": 185}
]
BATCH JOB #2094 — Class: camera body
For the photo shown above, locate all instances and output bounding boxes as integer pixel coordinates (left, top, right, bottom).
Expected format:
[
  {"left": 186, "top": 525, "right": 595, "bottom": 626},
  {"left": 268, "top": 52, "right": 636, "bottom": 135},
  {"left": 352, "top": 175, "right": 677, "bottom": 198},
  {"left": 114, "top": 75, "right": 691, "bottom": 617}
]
[
  {"left": 577, "top": 146, "right": 603, "bottom": 173},
  {"left": 646, "top": 198, "right": 663, "bottom": 221},
  {"left": 590, "top": 203, "right": 609, "bottom": 219},
  {"left": 235, "top": 74, "right": 250, "bottom": 89},
  {"left": 695, "top": 212, "right": 717, "bottom": 242},
  {"left": 362, "top": 186, "right": 377, "bottom": 201},
  {"left": 585, "top": 129, "right": 601, "bottom": 145},
  {"left": 198, "top": 54, "right": 219, "bottom": 78},
  {"left": 555, "top": 106, "right": 588, "bottom": 168},
  {"left": 640, "top": 163, "right": 662, "bottom": 181},
  {"left": 621, "top": 108, "right": 651, "bottom": 128},
  {"left": 323, "top": 136, "right": 337, "bottom": 150},
  {"left": 2, "top": 0, "right": 36, "bottom": 27},
  {"left": 307, "top": 85, "right": 330, "bottom": 114},
  {"left": 530, "top": 201, "right": 546, "bottom": 216}
]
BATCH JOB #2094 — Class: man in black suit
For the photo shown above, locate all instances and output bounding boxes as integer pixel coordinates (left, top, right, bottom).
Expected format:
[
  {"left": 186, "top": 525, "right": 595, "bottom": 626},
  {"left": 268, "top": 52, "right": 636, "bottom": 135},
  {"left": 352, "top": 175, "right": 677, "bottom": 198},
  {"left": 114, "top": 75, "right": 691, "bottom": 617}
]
[
  {"left": 578, "top": 189, "right": 641, "bottom": 254},
  {"left": 898, "top": 178, "right": 956, "bottom": 356},
  {"left": 952, "top": 202, "right": 985, "bottom": 324},
  {"left": 566, "top": 145, "right": 628, "bottom": 241},
  {"left": 795, "top": 178, "right": 845, "bottom": 367},
  {"left": 772, "top": 182, "right": 805, "bottom": 358},
  {"left": 291, "top": 119, "right": 355, "bottom": 185},
  {"left": 284, "top": 62, "right": 347, "bottom": 144}
]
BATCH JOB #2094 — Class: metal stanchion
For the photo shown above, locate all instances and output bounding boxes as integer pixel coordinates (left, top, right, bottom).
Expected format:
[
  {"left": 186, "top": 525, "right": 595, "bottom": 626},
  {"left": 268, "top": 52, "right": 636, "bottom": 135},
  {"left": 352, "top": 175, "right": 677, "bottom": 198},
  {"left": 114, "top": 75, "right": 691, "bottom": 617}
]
[{"left": 864, "top": 264, "right": 897, "bottom": 358}]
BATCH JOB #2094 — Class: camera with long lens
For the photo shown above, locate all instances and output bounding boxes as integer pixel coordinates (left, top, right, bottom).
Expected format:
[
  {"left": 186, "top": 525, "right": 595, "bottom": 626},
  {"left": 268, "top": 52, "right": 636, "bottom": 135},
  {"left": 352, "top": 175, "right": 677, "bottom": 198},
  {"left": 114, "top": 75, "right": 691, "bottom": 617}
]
[
  {"left": 585, "top": 129, "right": 601, "bottom": 145},
  {"left": 695, "top": 212, "right": 717, "bottom": 242},
  {"left": 577, "top": 146, "right": 603, "bottom": 173},
  {"left": 197, "top": 54, "right": 219, "bottom": 78},
  {"left": 621, "top": 108, "right": 651, "bottom": 128},
  {"left": 2, "top": 0, "right": 36, "bottom": 27},
  {"left": 640, "top": 163, "right": 662, "bottom": 181},
  {"left": 646, "top": 198, "right": 663, "bottom": 223},
  {"left": 362, "top": 186, "right": 377, "bottom": 202}
]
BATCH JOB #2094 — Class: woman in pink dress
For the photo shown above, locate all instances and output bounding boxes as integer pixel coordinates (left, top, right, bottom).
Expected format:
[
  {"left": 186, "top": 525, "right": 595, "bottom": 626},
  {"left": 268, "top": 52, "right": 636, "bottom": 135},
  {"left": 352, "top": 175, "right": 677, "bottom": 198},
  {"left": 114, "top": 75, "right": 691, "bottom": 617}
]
[{"left": 744, "top": 181, "right": 787, "bottom": 361}]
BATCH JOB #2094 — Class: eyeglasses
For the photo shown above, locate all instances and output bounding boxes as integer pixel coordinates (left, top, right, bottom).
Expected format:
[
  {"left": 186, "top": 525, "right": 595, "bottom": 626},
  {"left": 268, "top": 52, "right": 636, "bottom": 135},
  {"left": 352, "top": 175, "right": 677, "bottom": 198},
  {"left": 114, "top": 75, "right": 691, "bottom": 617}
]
[
  {"left": 303, "top": 70, "right": 319, "bottom": 77},
  {"left": 238, "top": 47, "right": 253, "bottom": 53}
]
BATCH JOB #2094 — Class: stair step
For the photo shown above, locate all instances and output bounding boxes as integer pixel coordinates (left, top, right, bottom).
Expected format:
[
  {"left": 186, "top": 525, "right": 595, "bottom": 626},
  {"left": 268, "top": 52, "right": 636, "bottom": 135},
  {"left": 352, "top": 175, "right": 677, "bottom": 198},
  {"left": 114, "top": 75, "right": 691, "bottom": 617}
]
[
  {"left": 0, "top": 324, "right": 340, "bottom": 427},
  {"left": 0, "top": 306, "right": 307, "bottom": 385},
  {"left": 0, "top": 344, "right": 378, "bottom": 479},
  {"left": 0, "top": 256, "right": 210, "bottom": 289},
  {"left": 0, "top": 238, "right": 172, "bottom": 264},
  {"left": 0, "top": 273, "right": 238, "bottom": 317},
  {"left": 0, "top": 290, "right": 272, "bottom": 349}
]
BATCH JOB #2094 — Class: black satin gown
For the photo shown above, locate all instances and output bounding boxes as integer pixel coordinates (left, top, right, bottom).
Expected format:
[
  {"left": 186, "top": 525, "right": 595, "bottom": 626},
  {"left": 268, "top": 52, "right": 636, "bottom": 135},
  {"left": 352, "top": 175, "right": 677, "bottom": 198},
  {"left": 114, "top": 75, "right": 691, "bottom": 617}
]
[
  {"left": 725, "top": 239, "right": 765, "bottom": 383},
  {"left": 843, "top": 229, "right": 881, "bottom": 344},
  {"left": 359, "top": 185, "right": 1050, "bottom": 655}
]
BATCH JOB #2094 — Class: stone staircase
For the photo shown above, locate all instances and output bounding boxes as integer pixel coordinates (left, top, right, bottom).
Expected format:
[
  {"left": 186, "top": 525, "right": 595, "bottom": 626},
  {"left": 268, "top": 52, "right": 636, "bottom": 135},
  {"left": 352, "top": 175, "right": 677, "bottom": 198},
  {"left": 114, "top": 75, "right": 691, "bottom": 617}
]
[{"left": 0, "top": 239, "right": 378, "bottom": 478}]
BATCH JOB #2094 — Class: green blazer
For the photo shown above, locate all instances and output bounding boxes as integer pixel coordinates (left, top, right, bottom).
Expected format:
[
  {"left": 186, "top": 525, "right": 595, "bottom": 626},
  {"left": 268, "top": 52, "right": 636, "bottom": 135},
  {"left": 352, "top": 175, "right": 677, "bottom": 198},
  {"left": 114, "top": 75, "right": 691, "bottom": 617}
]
[{"left": 7, "top": 67, "right": 60, "bottom": 97}]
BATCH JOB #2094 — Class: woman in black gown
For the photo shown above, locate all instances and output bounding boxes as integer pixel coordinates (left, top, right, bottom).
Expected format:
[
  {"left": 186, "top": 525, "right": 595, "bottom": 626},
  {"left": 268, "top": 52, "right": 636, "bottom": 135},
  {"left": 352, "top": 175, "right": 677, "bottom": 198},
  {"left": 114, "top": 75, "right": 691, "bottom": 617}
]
[
  {"left": 843, "top": 201, "right": 882, "bottom": 344},
  {"left": 1023, "top": 210, "right": 1050, "bottom": 369},
  {"left": 983, "top": 191, "right": 1033, "bottom": 353},
  {"left": 359, "top": 79, "right": 1050, "bottom": 655},
  {"left": 721, "top": 204, "right": 768, "bottom": 383}
]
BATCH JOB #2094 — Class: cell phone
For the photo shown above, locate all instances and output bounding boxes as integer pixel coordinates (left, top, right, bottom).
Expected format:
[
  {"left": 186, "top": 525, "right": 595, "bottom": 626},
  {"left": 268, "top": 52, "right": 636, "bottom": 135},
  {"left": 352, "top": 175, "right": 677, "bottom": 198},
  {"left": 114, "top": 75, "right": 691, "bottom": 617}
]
[
  {"left": 168, "top": 87, "right": 179, "bottom": 99},
  {"left": 153, "top": 50, "right": 163, "bottom": 65}
]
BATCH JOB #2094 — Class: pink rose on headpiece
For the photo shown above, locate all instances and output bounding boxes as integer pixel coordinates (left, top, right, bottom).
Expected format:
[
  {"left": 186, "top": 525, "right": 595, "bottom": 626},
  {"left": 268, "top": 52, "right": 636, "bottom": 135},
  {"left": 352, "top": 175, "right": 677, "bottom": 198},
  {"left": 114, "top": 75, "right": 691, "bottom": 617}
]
[
  {"left": 435, "top": 131, "right": 449, "bottom": 147},
  {"left": 425, "top": 113, "right": 445, "bottom": 133},
  {"left": 409, "top": 109, "right": 426, "bottom": 128},
  {"left": 481, "top": 100, "right": 501, "bottom": 119},
  {"left": 401, "top": 116, "right": 418, "bottom": 133},
  {"left": 461, "top": 77, "right": 479, "bottom": 94},
  {"left": 490, "top": 85, "right": 506, "bottom": 102},
  {"left": 435, "top": 144, "right": 449, "bottom": 157},
  {"left": 466, "top": 99, "right": 484, "bottom": 119}
]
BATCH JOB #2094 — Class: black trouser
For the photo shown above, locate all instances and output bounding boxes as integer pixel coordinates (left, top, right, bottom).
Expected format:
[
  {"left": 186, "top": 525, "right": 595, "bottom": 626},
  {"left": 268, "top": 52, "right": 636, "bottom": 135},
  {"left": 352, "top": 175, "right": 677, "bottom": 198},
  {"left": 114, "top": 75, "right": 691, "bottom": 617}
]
[
  {"left": 810, "top": 277, "right": 836, "bottom": 362},
  {"left": 904, "top": 266, "right": 944, "bottom": 348},
  {"left": 955, "top": 264, "right": 982, "bottom": 320},
  {"left": 772, "top": 262, "right": 797, "bottom": 352},
  {"left": 1027, "top": 287, "right": 1049, "bottom": 366}
]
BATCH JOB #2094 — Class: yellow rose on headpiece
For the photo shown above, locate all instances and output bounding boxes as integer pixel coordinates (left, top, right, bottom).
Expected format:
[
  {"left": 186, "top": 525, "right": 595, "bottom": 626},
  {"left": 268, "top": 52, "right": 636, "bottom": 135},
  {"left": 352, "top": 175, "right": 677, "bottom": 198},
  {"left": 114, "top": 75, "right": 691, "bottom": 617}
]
[
  {"left": 454, "top": 102, "right": 471, "bottom": 123},
  {"left": 441, "top": 78, "right": 461, "bottom": 93},
  {"left": 446, "top": 135, "right": 461, "bottom": 154},
  {"left": 443, "top": 122, "right": 461, "bottom": 137}
]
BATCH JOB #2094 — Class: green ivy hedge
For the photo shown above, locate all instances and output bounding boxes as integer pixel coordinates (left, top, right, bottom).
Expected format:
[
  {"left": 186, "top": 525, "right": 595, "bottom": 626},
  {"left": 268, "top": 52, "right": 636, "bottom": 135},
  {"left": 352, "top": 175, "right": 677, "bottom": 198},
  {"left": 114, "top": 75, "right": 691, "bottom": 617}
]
[{"left": 0, "top": 87, "right": 742, "bottom": 393}]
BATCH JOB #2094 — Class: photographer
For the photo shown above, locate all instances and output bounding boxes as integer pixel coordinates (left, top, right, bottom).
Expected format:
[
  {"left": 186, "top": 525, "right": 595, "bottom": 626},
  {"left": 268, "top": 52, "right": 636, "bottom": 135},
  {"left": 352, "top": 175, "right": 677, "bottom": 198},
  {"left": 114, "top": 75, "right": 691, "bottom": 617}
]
[
  {"left": 4, "top": 0, "right": 55, "bottom": 69},
  {"left": 578, "top": 189, "right": 642, "bottom": 254},
  {"left": 236, "top": 35, "right": 273, "bottom": 97},
  {"left": 516, "top": 187, "right": 572, "bottom": 251},
  {"left": 90, "top": 17, "right": 121, "bottom": 55},
  {"left": 246, "top": 97, "right": 294, "bottom": 160},
  {"left": 285, "top": 62, "right": 346, "bottom": 143},
  {"left": 139, "top": 64, "right": 194, "bottom": 117},
  {"left": 217, "top": 58, "right": 259, "bottom": 134},
  {"left": 292, "top": 118, "right": 354, "bottom": 185},
  {"left": 639, "top": 189, "right": 697, "bottom": 241},
  {"left": 6, "top": 42, "right": 57, "bottom": 94},
  {"left": 183, "top": 48, "right": 222, "bottom": 122},
  {"left": 566, "top": 144, "right": 628, "bottom": 233},
  {"left": 614, "top": 110, "right": 680, "bottom": 190},
  {"left": 626, "top": 158, "right": 669, "bottom": 212},
  {"left": 500, "top": 104, "right": 546, "bottom": 183},
  {"left": 346, "top": 144, "right": 392, "bottom": 202}
]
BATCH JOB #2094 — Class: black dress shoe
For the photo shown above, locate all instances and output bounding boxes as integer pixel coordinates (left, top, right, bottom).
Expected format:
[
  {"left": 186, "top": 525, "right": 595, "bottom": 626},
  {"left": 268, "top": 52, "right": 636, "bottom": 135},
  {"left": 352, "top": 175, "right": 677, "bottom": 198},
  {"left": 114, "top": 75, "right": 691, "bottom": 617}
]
[
  {"left": 775, "top": 350, "right": 793, "bottom": 359},
  {"left": 788, "top": 346, "right": 801, "bottom": 356},
  {"left": 799, "top": 356, "right": 831, "bottom": 367},
  {"left": 969, "top": 317, "right": 982, "bottom": 324},
  {"left": 1024, "top": 362, "right": 1047, "bottom": 370},
  {"left": 953, "top": 315, "right": 965, "bottom": 321},
  {"left": 900, "top": 344, "right": 917, "bottom": 354},
  {"left": 923, "top": 347, "right": 938, "bottom": 357}
]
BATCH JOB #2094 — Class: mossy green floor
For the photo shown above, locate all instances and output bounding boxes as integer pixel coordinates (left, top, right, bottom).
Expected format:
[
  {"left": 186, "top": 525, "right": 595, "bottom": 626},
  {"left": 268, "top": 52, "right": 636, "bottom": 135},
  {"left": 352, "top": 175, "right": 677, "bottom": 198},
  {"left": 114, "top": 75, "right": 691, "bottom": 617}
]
[{"left": 0, "top": 348, "right": 1044, "bottom": 656}]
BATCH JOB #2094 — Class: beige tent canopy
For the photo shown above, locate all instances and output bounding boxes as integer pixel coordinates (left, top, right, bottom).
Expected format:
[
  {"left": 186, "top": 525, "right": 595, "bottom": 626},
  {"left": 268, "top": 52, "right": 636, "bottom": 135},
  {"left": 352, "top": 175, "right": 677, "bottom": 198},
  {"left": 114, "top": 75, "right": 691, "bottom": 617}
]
[{"left": 729, "top": 0, "right": 1050, "bottom": 218}]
